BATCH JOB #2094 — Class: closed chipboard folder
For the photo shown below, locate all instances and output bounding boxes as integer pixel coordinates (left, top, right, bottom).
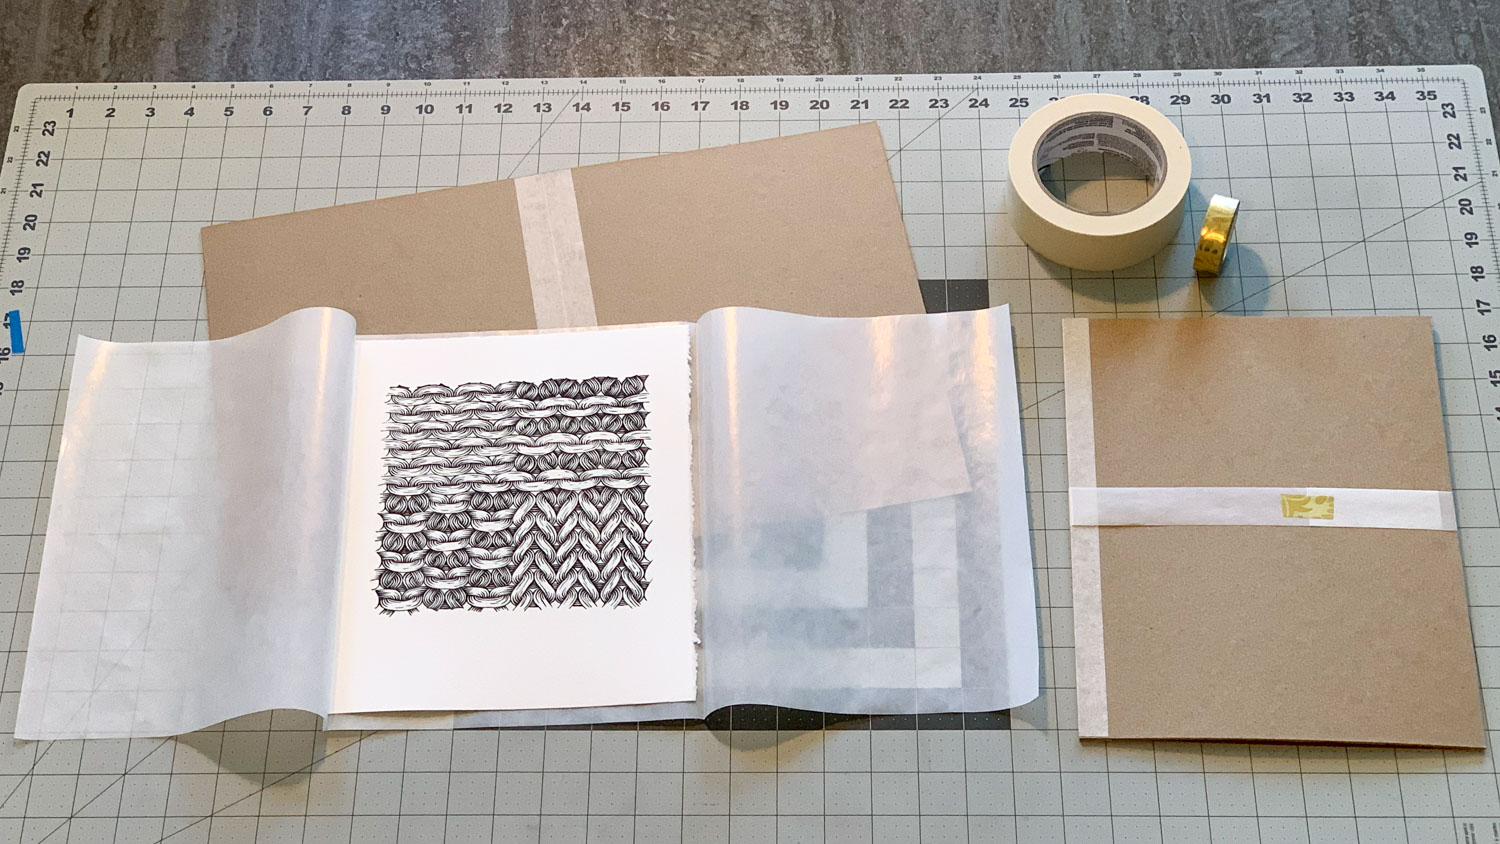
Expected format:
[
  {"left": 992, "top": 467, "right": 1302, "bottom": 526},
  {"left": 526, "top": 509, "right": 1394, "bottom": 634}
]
[{"left": 1064, "top": 316, "right": 1485, "bottom": 749}]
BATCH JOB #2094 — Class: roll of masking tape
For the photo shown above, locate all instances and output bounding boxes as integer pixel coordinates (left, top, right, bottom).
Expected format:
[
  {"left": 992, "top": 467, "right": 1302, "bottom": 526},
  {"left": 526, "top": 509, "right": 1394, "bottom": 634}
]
[{"left": 1007, "top": 94, "right": 1192, "bottom": 271}]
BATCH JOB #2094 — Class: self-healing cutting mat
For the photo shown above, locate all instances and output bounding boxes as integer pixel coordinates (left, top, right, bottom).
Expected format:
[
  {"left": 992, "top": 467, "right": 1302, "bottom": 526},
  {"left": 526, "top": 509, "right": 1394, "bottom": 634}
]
[{"left": 0, "top": 67, "right": 1498, "bottom": 841}]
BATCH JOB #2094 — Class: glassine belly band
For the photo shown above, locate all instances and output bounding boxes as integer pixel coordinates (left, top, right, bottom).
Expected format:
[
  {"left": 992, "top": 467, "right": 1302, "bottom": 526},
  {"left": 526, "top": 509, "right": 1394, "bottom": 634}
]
[{"left": 1068, "top": 486, "right": 1457, "bottom": 530}]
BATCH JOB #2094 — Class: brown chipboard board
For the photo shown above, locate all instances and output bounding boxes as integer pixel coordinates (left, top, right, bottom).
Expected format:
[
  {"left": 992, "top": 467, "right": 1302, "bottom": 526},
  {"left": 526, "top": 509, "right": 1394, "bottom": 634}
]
[
  {"left": 1064, "top": 315, "right": 1486, "bottom": 749},
  {"left": 200, "top": 123, "right": 923, "bottom": 338}
]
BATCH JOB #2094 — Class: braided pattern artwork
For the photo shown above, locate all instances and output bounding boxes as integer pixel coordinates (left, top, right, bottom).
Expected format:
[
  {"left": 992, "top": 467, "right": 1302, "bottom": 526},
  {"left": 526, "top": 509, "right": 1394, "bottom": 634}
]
[{"left": 376, "top": 377, "right": 651, "bottom": 613}]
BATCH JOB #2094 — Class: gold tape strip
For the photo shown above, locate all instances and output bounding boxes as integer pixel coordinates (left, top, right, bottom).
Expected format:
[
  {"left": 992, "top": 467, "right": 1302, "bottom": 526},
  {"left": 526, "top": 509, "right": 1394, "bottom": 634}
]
[
  {"left": 1280, "top": 493, "right": 1335, "bottom": 520},
  {"left": 1193, "top": 194, "right": 1240, "bottom": 275}
]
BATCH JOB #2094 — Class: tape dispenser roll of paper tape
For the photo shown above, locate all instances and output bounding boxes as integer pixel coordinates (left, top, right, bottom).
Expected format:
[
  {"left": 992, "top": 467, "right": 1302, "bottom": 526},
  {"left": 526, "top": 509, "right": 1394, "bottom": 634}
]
[{"left": 1007, "top": 94, "right": 1192, "bottom": 271}]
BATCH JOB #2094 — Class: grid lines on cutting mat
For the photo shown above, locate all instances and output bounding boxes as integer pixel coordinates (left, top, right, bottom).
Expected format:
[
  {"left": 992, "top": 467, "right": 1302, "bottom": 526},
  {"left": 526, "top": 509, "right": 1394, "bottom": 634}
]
[{"left": 0, "top": 68, "right": 1498, "bottom": 840}]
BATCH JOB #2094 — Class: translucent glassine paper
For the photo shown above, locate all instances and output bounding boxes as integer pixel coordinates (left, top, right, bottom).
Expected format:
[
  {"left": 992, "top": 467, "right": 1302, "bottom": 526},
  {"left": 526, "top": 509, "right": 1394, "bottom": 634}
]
[
  {"left": 23, "top": 305, "right": 1038, "bottom": 737},
  {"left": 696, "top": 309, "right": 973, "bottom": 525},
  {"left": 18, "top": 310, "right": 356, "bottom": 739},
  {"left": 329, "top": 305, "right": 1038, "bottom": 730},
  {"left": 697, "top": 306, "right": 1036, "bottom": 714}
]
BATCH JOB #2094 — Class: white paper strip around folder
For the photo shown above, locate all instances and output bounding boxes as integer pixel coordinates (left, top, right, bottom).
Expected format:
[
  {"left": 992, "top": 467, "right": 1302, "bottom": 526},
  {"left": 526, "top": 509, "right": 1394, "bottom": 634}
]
[{"left": 1069, "top": 486, "right": 1458, "bottom": 531}]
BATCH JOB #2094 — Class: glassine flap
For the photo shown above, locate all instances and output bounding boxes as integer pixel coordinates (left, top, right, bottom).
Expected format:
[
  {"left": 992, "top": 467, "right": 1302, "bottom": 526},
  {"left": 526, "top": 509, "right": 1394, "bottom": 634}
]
[
  {"left": 696, "top": 308, "right": 973, "bottom": 527},
  {"left": 17, "top": 309, "right": 356, "bottom": 739},
  {"left": 694, "top": 306, "right": 1038, "bottom": 715}
]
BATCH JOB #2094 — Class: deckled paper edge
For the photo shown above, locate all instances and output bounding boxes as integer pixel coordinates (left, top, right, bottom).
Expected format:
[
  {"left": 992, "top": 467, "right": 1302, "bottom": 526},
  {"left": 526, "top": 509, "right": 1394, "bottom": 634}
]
[
  {"left": 515, "top": 169, "right": 598, "bottom": 329},
  {"left": 1062, "top": 318, "right": 1108, "bottom": 739},
  {"left": 991, "top": 305, "right": 1041, "bottom": 706}
]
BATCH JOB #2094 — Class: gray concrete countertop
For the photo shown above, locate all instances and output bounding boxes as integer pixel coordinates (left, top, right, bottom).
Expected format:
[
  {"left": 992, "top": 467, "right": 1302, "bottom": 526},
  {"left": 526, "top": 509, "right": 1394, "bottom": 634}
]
[{"left": 2, "top": 0, "right": 1498, "bottom": 130}]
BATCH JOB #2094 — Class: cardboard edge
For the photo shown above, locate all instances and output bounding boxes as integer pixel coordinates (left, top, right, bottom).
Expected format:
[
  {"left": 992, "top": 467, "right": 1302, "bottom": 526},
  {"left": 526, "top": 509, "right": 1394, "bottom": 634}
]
[
  {"left": 1419, "top": 314, "right": 1492, "bottom": 748},
  {"left": 1062, "top": 318, "right": 1109, "bottom": 739},
  {"left": 848, "top": 122, "right": 922, "bottom": 287},
  {"left": 1077, "top": 731, "right": 1488, "bottom": 751}
]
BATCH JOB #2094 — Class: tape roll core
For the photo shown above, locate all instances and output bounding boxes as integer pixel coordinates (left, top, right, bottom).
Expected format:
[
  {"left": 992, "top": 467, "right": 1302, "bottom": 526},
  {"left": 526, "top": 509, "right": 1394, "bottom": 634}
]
[{"left": 1008, "top": 94, "right": 1192, "bottom": 271}]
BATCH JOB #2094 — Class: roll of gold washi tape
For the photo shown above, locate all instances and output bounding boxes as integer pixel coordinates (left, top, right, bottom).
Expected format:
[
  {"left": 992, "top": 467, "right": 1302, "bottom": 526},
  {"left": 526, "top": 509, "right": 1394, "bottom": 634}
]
[{"left": 1193, "top": 194, "right": 1240, "bottom": 276}]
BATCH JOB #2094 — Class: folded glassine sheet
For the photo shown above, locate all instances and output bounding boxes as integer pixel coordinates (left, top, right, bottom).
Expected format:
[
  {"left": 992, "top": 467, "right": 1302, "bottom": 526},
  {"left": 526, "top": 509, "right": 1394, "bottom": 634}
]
[{"left": 19, "top": 304, "right": 1036, "bottom": 738}]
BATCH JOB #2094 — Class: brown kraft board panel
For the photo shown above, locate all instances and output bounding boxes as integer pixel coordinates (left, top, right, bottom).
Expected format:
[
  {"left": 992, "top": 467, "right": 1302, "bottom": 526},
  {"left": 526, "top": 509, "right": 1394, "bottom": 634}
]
[
  {"left": 201, "top": 123, "right": 923, "bottom": 338},
  {"left": 1065, "top": 316, "right": 1484, "bottom": 749}
]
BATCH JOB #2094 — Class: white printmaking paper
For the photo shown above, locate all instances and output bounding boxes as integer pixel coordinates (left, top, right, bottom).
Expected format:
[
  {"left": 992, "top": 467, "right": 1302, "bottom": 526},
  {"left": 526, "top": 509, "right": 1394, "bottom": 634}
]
[{"left": 331, "top": 323, "right": 696, "bottom": 713}]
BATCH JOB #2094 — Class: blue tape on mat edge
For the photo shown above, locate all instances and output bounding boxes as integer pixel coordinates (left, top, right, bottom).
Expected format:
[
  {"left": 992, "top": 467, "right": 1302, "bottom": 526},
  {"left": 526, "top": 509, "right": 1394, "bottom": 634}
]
[{"left": 6, "top": 311, "right": 22, "bottom": 355}]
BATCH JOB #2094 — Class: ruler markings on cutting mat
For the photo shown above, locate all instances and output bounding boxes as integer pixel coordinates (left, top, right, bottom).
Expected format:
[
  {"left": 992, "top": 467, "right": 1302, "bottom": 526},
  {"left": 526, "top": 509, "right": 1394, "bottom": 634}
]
[{"left": 0, "top": 67, "right": 1498, "bottom": 837}]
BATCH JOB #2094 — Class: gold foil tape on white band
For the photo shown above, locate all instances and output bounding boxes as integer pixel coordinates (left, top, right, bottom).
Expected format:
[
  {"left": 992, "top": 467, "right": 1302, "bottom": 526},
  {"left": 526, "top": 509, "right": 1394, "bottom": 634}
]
[
  {"left": 1068, "top": 486, "right": 1458, "bottom": 531},
  {"left": 1006, "top": 94, "right": 1192, "bottom": 271},
  {"left": 514, "top": 170, "right": 598, "bottom": 329}
]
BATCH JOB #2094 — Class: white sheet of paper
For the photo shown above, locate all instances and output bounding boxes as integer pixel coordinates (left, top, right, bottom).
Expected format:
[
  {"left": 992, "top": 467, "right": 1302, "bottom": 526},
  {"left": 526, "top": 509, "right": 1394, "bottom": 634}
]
[{"left": 331, "top": 323, "right": 697, "bottom": 713}]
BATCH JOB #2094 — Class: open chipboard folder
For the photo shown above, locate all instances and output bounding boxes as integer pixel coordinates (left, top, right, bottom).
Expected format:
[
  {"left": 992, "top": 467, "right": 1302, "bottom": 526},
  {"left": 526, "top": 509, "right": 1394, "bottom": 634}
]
[
  {"left": 19, "top": 305, "right": 1037, "bottom": 739},
  {"left": 200, "top": 123, "right": 926, "bottom": 337}
]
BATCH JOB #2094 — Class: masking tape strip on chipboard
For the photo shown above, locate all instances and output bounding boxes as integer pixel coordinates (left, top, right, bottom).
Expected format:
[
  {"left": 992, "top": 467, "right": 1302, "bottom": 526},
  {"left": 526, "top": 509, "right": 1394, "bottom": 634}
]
[
  {"left": 1061, "top": 319, "right": 1109, "bottom": 738},
  {"left": 514, "top": 169, "right": 599, "bottom": 329}
]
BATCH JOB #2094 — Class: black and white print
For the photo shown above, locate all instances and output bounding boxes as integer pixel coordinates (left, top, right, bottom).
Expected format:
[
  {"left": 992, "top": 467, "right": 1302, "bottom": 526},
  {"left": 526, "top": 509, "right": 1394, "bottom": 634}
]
[{"left": 376, "top": 376, "right": 652, "bottom": 613}]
